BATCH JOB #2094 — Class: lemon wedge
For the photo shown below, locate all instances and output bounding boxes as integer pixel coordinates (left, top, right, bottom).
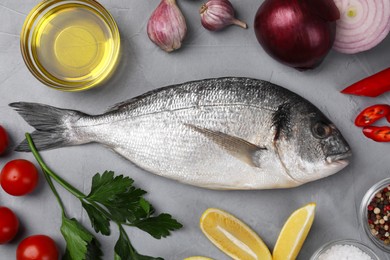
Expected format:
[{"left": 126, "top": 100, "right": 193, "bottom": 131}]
[
  {"left": 184, "top": 257, "right": 213, "bottom": 260},
  {"left": 273, "top": 203, "right": 316, "bottom": 260},
  {"left": 200, "top": 208, "right": 272, "bottom": 260}
]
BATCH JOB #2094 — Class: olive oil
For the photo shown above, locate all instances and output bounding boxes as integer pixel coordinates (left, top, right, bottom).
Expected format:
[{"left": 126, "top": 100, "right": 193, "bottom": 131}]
[{"left": 21, "top": 1, "right": 120, "bottom": 91}]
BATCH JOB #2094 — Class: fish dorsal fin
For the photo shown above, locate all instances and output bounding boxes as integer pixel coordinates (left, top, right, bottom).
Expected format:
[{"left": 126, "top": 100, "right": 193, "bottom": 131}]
[
  {"left": 105, "top": 97, "right": 141, "bottom": 113},
  {"left": 185, "top": 124, "right": 266, "bottom": 168},
  {"left": 105, "top": 85, "right": 177, "bottom": 113}
]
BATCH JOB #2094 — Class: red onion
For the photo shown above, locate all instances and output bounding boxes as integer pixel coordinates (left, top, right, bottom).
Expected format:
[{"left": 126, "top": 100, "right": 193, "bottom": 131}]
[
  {"left": 254, "top": 0, "right": 340, "bottom": 70},
  {"left": 333, "top": 0, "right": 390, "bottom": 54}
]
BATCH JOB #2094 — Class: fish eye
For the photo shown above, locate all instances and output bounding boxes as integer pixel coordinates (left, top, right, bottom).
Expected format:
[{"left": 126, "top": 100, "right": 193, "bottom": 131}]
[{"left": 312, "top": 122, "right": 332, "bottom": 139}]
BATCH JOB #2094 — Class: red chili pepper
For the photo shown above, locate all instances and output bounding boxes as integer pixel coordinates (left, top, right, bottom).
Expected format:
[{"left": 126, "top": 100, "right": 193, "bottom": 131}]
[
  {"left": 363, "top": 126, "right": 390, "bottom": 142},
  {"left": 355, "top": 104, "right": 390, "bottom": 127},
  {"left": 341, "top": 67, "right": 390, "bottom": 97}
]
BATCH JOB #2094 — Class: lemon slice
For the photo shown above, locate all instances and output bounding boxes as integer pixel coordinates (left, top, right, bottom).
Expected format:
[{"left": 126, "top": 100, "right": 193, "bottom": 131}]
[
  {"left": 200, "top": 208, "right": 272, "bottom": 260},
  {"left": 184, "top": 257, "right": 213, "bottom": 260},
  {"left": 273, "top": 203, "right": 316, "bottom": 260}
]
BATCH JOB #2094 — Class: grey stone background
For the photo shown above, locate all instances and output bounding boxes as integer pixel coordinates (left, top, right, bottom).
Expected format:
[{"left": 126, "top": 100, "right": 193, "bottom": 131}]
[{"left": 0, "top": 0, "right": 389, "bottom": 259}]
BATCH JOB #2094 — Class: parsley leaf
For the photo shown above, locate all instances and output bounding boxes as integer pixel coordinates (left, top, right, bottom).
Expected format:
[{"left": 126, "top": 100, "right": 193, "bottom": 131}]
[
  {"left": 60, "top": 216, "right": 103, "bottom": 260},
  {"left": 139, "top": 198, "right": 151, "bottom": 215},
  {"left": 27, "top": 134, "right": 182, "bottom": 260},
  {"left": 134, "top": 213, "right": 183, "bottom": 239},
  {"left": 87, "top": 171, "right": 136, "bottom": 203},
  {"left": 82, "top": 201, "right": 111, "bottom": 236},
  {"left": 114, "top": 226, "right": 163, "bottom": 260},
  {"left": 86, "top": 171, "right": 148, "bottom": 223}
]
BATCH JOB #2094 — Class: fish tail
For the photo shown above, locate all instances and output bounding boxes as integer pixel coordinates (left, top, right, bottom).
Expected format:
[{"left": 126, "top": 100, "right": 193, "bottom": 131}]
[{"left": 10, "top": 102, "right": 89, "bottom": 152}]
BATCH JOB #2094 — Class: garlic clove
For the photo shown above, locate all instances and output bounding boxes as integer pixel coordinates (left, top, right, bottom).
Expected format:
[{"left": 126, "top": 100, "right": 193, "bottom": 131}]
[
  {"left": 147, "top": 0, "right": 187, "bottom": 52},
  {"left": 200, "top": 0, "right": 247, "bottom": 31}
]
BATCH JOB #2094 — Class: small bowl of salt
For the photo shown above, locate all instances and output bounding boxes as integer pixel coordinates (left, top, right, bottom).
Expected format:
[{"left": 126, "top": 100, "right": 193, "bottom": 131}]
[{"left": 310, "top": 239, "right": 380, "bottom": 260}]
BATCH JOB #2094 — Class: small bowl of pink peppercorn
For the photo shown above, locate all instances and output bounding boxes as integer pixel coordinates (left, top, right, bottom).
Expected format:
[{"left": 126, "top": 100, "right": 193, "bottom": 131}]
[{"left": 360, "top": 177, "right": 390, "bottom": 253}]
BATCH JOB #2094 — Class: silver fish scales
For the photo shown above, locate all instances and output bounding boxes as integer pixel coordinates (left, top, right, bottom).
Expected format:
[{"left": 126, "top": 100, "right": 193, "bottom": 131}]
[{"left": 11, "top": 77, "right": 351, "bottom": 190}]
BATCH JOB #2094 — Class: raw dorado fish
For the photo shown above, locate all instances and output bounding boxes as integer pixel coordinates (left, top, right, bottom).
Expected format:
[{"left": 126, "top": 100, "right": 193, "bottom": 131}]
[{"left": 11, "top": 77, "right": 351, "bottom": 190}]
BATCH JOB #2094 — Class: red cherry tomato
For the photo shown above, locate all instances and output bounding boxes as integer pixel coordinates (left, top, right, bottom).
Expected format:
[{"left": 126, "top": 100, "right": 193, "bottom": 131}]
[
  {"left": 363, "top": 126, "right": 390, "bottom": 142},
  {"left": 0, "top": 126, "right": 8, "bottom": 155},
  {"left": 0, "top": 206, "right": 19, "bottom": 244},
  {"left": 355, "top": 104, "right": 390, "bottom": 127},
  {"left": 17, "top": 235, "right": 59, "bottom": 260},
  {"left": 0, "top": 159, "right": 39, "bottom": 196}
]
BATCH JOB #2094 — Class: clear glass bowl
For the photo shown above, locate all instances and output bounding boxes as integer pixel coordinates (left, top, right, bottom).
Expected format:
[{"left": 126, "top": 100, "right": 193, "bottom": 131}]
[
  {"left": 360, "top": 177, "right": 390, "bottom": 253},
  {"left": 20, "top": 0, "right": 120, "bottom": 91},
  {"left": 310, "top": 239, "right": 380, "bottom": 260}
]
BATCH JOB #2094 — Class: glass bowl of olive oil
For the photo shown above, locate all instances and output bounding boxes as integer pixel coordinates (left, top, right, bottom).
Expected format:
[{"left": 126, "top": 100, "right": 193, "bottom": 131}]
[{"left": 21, "top": 0, "right": 120, "bottom": 91}]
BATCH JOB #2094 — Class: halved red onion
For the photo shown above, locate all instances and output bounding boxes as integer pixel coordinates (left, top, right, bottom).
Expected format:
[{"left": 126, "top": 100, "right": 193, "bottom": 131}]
[{"left": 333, "top": 0, "right": 390, "bottom": 54}]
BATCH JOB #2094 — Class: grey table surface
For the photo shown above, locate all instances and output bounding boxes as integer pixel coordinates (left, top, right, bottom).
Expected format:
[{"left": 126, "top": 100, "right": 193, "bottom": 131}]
[{"left": 0, "top": 0, "right": 390, "bottom": 259}]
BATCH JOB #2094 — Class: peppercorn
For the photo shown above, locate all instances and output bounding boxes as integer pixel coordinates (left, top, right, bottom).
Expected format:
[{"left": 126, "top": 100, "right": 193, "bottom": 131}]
[{"left": 367, "top": 185, "right": 390, "bottom": 245}]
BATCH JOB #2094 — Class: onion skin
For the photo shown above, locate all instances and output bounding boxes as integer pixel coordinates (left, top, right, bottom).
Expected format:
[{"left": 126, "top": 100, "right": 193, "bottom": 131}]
[{"left": 254, "top": 0, "right": 340, "bottom": 70}]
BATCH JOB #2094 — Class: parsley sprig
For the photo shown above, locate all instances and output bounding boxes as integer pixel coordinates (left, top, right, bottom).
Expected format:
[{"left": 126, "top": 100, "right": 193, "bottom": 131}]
[{"left": 26, "top": 133, "right": 182, "bottom": 260}]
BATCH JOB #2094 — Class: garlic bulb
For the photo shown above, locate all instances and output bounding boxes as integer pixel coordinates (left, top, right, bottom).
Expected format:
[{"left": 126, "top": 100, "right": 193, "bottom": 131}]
[
  {"left": 147, "top": 0, "right": 187, "bottom": 52},
  {"left": 200, "top": 0, "right": 247, "bottom": 31}
]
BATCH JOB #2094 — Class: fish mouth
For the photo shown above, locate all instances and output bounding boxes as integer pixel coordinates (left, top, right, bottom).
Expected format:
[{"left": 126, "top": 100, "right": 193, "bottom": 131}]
[{"left": 326, "top": 150, "right": 352, "bottom": 164}]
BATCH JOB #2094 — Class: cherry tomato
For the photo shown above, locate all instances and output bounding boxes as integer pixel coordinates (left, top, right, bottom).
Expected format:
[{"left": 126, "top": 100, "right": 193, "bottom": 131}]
[
  {"left": 363, "top": 126, "right": 390, "bottom": 142},
  {"left": 0, "top": 206, "right": 19, "bottom": 244},
  {"left": 0, "top": 159, "right": 39, "bottom": 196},
  {"left": 0, "top": 126, "right": 8, "bottom": 155},
  {"left": 355, "top": 104, "right": 390, "bottom": 127},
  {"left": 17, "top": 235, "right": 59, "bottom": 260}
]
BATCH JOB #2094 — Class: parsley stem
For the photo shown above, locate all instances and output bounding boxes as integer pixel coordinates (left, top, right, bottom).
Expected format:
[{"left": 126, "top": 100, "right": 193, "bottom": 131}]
[
  {"left": 26, "top": 134, "right": 115, "bottom": 224},
  {"left": 89, "top": 200, "right": 114, "bottom": 220},
  {"left": 42, "top": 167, "right": 67, "bottom": 216},
  {"left": 26, "top": 133, "right": 85, "bottom": 199}
]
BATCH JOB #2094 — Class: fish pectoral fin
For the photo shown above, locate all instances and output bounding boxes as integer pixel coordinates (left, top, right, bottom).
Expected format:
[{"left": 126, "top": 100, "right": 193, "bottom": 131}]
[{"left": 185, "top": 124, "right": 266, "bottom": 168}]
